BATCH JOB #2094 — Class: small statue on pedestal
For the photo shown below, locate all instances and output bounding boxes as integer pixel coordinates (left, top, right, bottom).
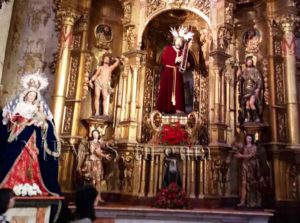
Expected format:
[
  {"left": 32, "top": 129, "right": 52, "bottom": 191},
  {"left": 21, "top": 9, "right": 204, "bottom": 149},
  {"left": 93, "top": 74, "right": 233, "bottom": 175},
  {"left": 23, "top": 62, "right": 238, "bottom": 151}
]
[
  {"left": 89, "top": 54, "right": 120, "bottom": 116},
  {"left": 77, "top": 129, "right": 111, "bottom": 204},
  {"left": 162, "top": 157, "right": 182, "bottom": 188},
  {"left": 232, "top": 134, "right": 262, "bottom": 208},
  {"left": 237, "top": 57, "right": 263, "bottom": 123}
]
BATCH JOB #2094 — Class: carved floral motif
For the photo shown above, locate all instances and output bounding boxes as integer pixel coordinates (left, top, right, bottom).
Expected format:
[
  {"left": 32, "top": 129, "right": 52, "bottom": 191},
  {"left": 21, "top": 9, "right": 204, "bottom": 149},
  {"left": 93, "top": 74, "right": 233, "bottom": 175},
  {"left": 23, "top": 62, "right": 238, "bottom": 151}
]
[
  {"left": 217, "top": 26, "right": 233, "bottom": 50},
  {"left": 275, "top": 63, "right": 285, "bottom": 104},
  {"left": 67, "top": 56, "right": 79, "bottom": 98},
  {"left": 287, "top": 164, "right": 298, "bottom": 200},
  {"left": 124, "top": 25, "right": 136, "bottom": 51},
  {"left": 63, "top": 105, "right": 74, "bottom": 133},
  {"left": 277, "top": 111, "right": 287, "bottom": 141},
  {"left": 147, "top": 0, "right": 165, "bottom": 16},
  {"left": 191, "top": 0, "right": 210, "bottom": 16},
  {"left": 123, "top": 1, "right": 132, "bottom": 23},
  {"left": 262, "top": 59, "right": 269, "bottom": 105},
  {"left": 82, "top": 53, "right": 93, "bottom": 99}
]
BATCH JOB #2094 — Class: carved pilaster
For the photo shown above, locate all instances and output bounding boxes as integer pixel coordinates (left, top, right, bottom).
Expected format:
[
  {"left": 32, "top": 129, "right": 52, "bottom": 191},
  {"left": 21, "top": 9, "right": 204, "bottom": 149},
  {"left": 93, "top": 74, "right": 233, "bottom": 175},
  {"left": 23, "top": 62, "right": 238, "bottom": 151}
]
[{"left": 117, "top": 51, "right": 146, "bottom": 143}]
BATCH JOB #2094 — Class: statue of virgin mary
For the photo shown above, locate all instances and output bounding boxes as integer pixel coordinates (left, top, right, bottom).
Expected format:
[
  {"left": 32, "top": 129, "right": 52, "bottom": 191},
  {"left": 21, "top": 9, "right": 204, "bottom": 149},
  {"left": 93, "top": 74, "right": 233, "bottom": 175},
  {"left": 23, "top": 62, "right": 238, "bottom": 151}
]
[{"left": 0, "top": 70, "right": 62, "bottom": 221}]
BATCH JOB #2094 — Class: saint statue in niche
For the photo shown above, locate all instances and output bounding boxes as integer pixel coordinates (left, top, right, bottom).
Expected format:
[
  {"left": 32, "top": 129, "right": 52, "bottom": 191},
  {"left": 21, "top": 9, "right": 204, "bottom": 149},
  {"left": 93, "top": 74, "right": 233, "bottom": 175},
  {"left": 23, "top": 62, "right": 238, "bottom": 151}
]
[
  {"left": 89, "top": 54, "right": 120, "bottom": 116},
  {"left": 156, "top": 26, "right": 195, "bottom": 114},
  {"left": 237, "top": 56, "right": 263, "bottom": 123}
]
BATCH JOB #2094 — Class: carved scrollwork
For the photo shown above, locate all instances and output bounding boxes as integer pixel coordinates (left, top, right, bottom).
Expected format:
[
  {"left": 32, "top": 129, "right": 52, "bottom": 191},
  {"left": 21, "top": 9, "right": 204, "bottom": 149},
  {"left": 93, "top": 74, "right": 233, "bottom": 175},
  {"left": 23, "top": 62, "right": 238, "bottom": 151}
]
[
  {"left": 274, "top": 40, "right": 282, "bottom": 56},
  {"left": 262, "top": 59, "right": 269, "bottom": 105},
  {"left": 208, "top": 154, "right": 231, "bottom": 196},
  {"left": 147, "top": 0, "right": 166, "bottom": 17},
  {"left": 63, "top": 105, "right": 74, "bottom": 133},
  {"left": 141, "top": 67, "right": 155, "bottom": 143},
  {"left": 225, "top": 3, "right": 234, "bottom": 24},
  {"left": 217, "top": 25, "right": 233, "bottom": 50},
  {"left": 124, "top": 25, "right": 136, "bottom": 51},
  {"left": 191, "top": 0, "right": 210, "bottom": 16},
  {"left": 82, "top": 53, "right": 93, "bottom": 99},
  {"left": 67, "top": 56, "right": 79, "bottom": 98},
  {"left": 122, "top": 1, "right": 132, "bottom": 23},
  {"left": 287, "top": 164, "right": 298, "bottom": 200},
  {"left": 277, "top": 111, "right": 287, "bottom": 141},
  {"left": 118, "top": 152, "right": 134, "bottom": 192},
  {"left": 73, "top": 35, "right": 81, "bottom": 49},
  {"left": 275, "top": 62, "right": 285, "bottom": 104}
]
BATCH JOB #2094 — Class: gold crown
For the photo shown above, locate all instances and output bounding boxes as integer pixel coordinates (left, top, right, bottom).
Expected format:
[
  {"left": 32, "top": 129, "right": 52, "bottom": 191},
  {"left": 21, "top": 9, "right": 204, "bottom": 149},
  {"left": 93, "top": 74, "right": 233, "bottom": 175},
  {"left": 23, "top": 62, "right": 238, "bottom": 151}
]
[{"left": 20, "top": 70, "right": 48, "bottom": 92}]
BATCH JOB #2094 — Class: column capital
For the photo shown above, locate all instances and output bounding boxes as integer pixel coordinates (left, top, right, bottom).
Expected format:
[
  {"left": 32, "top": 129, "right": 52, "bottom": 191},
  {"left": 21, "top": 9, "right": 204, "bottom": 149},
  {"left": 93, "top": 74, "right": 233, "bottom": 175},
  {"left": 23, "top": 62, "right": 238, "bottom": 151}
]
[
  {"left": 277, "top": 14, "right": 300, "bottom": 33},
  {"left": 59, "top": 7, "right": 80, "bottom": 26}
]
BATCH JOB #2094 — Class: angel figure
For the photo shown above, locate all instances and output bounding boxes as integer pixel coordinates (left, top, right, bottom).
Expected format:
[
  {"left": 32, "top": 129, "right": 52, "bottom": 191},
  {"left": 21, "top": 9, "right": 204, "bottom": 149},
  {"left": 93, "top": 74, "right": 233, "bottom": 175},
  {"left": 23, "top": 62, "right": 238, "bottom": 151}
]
[
  {"left": 77, "top": 129, "right": 111, "bottom": 203},
  {"left": 232, "top": 135, "right": 262, "bottom": 207}
]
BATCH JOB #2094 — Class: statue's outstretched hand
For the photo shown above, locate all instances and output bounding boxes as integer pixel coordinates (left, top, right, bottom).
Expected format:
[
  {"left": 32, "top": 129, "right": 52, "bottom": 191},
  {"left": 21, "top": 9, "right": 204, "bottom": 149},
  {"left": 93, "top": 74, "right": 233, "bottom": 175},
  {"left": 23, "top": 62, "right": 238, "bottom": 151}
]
[
  {"left": 89, "top": 80, "right": 94, "bottom": 89},
  {"left": 106, "top": 154, "right": 111, "bottom": 161}
]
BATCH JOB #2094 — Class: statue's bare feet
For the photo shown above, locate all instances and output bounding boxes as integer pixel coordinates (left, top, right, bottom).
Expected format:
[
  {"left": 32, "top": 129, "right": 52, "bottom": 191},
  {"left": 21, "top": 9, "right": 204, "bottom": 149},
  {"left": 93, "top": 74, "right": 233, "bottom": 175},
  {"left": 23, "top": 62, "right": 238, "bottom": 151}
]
[
  {"left": 94, "top": 113, "right": 100, "bottom": 116},
  {"left": 237, "top": 202, "right": 245, "bottom": 207}
]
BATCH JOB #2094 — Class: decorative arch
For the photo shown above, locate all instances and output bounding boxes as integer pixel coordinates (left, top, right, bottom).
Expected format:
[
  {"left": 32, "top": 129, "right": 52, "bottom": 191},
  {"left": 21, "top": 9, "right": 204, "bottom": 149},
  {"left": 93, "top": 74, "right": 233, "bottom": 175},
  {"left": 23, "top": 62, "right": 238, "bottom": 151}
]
[{"left": 139, "top": 6, "right": 212, "bottom": 44}]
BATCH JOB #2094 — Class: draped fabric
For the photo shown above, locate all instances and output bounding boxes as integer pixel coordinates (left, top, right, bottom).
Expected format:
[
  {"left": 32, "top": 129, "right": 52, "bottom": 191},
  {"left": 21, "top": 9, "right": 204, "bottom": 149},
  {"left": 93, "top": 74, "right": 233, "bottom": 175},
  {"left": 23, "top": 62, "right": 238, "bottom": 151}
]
[{"left": 0, "top": 115, "right": 61, "bottom": 196}]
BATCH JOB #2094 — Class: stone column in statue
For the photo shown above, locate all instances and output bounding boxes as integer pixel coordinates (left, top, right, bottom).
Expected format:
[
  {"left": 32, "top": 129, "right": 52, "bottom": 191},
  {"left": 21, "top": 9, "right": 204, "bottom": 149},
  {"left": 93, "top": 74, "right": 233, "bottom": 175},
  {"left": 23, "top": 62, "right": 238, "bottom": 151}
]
[
  {"left": 278, "top": 14, "right": 300, "bottom": 148},
  {"left": 89, "top": 55, "right": 120, "bottom": 117},
  {"left": 51, "top": 7, "right": 79, "bottom": 134}
]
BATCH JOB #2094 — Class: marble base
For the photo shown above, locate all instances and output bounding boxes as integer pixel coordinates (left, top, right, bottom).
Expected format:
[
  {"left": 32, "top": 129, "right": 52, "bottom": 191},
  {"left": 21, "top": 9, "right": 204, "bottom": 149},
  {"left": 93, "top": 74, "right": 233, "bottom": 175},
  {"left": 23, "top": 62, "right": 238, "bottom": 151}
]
[{"left": 92, "top": 206, "right": 273, "bottom": 223}]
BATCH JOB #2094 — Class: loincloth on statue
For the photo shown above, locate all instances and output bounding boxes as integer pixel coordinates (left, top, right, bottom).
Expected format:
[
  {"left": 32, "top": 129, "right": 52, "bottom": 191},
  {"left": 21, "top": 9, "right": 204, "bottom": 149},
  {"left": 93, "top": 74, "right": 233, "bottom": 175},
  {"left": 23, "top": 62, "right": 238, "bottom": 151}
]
[{"left": 94, "top": 79, "right": 113, "bottom": 94}]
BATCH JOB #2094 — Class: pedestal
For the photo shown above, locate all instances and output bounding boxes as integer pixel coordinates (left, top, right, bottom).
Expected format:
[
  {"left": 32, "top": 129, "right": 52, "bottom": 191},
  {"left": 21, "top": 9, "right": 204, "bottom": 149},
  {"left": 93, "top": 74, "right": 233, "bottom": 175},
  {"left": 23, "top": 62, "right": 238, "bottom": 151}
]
[
  {"left": 83, "top": 116, "right": 113, "bottom": 137},
  {"left": 5, "top": 196, "right": 64, "bottom": 223}
]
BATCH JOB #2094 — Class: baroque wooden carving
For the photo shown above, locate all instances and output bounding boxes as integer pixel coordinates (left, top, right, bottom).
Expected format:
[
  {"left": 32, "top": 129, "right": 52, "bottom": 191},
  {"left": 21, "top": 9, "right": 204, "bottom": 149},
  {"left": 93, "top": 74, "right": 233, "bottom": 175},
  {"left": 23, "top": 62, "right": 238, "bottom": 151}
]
[
  {"left": 67, "top": 56, "right": 79, "bottom": 98},
  {"left": 63, "top": 105, "right": 74, "bottom": 133}
]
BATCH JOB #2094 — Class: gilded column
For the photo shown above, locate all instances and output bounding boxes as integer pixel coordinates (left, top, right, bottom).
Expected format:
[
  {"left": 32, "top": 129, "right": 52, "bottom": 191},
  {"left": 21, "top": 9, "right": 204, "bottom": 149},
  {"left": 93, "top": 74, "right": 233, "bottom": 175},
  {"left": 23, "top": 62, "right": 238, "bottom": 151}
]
[
  {"left": 214, "top": 66, "right": 221, "bottom": 123},
  {"left": 148, "top": 154, "right": 155, "bottom": 197},
  {"left": 190, "top": 155, "right": 196, "bottom": 198},
  {"left": 225, "top": 72, "right": 232, "bottom": 140},
  {"left": 139, "top": 152, "right": 146, "bottom": 197},
  {"left": 71, "top": 10, "right": 90, "bottom": 142},
  {"left": 220, "top": 72, "right": 225, "bottom": 123},
  {"left": 129, "top": 64, "right": 141, "bottom": 121},
  {"left": 158, "top": 153, "right": 164, "bottom": 191},
  {"left": 278, "top": 14, "right": 300, "bottom": 148},
  {"left": 51, "top": 7, "right": 79, "bottom": 134},
  {"left": 124, "top": 66, "right": 132, "bottom": 121},
  {"left": 120, "top": 68, "right": 128, "bottom": 122},
  {"left": 266, "top": 17, "right": 278, "bottom": 143}
]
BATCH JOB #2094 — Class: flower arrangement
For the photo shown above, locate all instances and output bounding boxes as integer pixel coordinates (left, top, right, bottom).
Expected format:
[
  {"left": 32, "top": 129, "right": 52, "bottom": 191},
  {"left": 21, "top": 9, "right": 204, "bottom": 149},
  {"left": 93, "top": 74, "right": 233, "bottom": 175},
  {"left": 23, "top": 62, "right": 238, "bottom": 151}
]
[
  {"left": 13, "top": 183, "right": 42, "bottom": 196},
  {"left": 153, "top": 183, "right": 190, "bottom": 209},
  {"left": 160, "top": 122, "right": 190, "bottom": 146}
]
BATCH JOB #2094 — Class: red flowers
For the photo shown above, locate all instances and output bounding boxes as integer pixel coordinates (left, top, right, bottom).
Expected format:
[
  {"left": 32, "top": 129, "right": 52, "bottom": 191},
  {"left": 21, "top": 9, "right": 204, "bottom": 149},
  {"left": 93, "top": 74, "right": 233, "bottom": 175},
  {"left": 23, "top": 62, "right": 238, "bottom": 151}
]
[
  {"left": 153, "top": 183, "right": 190, "bottom": 209},
  {"left": 160, "top": 122, "right": 190, "bottom": 146}
]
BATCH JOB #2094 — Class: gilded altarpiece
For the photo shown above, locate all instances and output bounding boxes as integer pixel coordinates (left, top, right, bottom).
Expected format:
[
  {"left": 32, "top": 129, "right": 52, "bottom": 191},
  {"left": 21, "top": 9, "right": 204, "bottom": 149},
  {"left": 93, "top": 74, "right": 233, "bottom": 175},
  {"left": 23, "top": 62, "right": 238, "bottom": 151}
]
[{"left": 42, "top": 0, "right": 300, "bottom": 213}]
